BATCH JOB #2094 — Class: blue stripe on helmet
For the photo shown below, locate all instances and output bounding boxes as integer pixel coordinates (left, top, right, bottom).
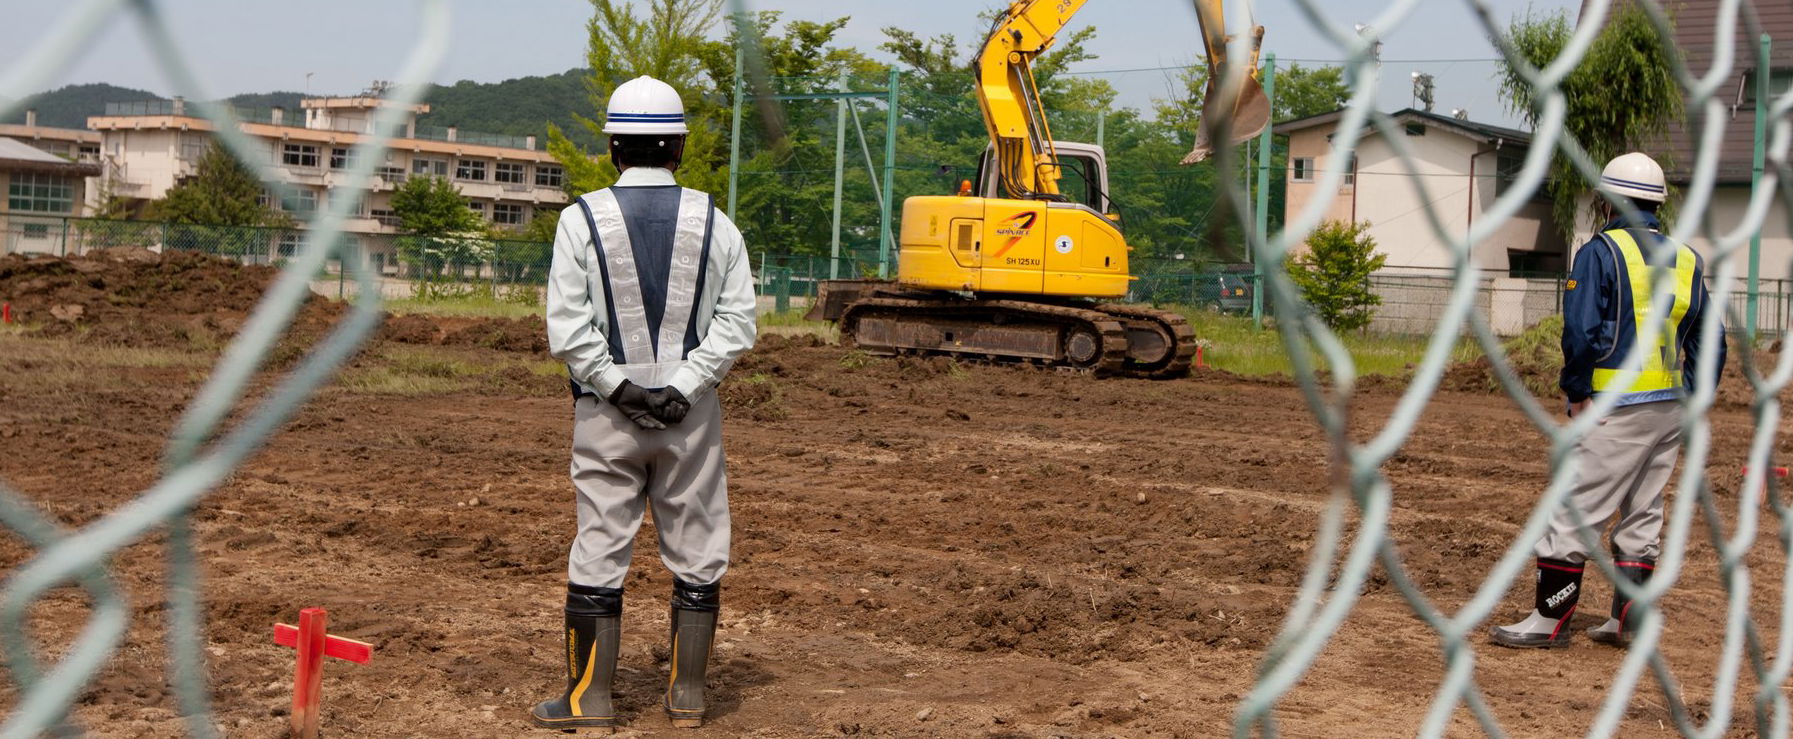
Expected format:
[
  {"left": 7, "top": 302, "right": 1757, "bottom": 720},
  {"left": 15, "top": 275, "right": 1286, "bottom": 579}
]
[
  {"left": 608, "top": 113, "right": 685, "bottom": 121},
  {"left": 1600, "top": 175, "right": 1665, "bottom": 192}
]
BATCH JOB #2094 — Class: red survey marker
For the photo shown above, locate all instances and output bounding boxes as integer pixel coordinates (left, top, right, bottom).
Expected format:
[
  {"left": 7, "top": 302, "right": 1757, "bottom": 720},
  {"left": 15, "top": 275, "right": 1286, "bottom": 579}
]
[{"left": 274, "top": 608, "right": 374, "bottom": 739}]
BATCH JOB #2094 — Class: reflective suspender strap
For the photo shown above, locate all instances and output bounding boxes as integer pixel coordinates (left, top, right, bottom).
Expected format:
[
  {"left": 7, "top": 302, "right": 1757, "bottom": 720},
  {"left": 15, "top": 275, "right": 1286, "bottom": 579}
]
[
  {"left": 582, "top": 190, "right": 656, "bottom": 365},
  {"left": 656, "top": 189, "right": 712, "bottom": 364},
  {"left": 575, "top": 195, "right": 625, "bottom": 365},
  {"left": 1592, "top": 229, "right": 1695, "bottom": 394}
]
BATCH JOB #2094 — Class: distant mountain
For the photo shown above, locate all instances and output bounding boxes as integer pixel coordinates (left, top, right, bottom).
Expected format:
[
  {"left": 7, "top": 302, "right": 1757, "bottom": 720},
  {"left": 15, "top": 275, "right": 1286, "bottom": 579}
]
[
  {"left": 2, "top": 71, "right": 599, "bottom": 151},
  {"left": 416, "top": 68, "right": 596, "bottom": 150},
  {"left": 0, "top": 83, "right": 163, "bottom": 127}
]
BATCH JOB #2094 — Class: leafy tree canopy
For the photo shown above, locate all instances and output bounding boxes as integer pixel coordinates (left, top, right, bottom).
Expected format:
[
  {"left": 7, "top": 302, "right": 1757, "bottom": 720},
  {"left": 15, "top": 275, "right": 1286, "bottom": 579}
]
[
  {"left": 1495, "top": 4, "right": 1682, "bottom": 239},
  {"left": 390, "top": 175, "right": 482, "bottom": 236},
  {"left": 1287, "top": 220, "right": 1387, "bottom": 332},
  {"left": 153, "top": 140, "right": 288, "bottom": 228}
]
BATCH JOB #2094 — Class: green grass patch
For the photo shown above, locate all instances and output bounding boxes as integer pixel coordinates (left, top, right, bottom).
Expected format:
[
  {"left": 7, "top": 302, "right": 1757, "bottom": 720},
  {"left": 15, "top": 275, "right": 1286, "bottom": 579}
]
[
  {"left": 336, "top": 345, "right": 487, "bottom": 395},
  {"left": 1173, "top": 306, "right": 1479, "bottom": 378},
  {"left": 378, "top": 295, "right": 542, "bottom": 319},
  {"left": 758, "top": 309, "right": 837, "bottom": 342}
]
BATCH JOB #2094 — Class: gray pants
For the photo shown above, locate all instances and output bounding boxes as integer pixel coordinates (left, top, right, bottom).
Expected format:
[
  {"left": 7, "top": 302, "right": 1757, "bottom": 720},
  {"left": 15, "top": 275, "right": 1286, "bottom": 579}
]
[
  {"left": 567, "top": 393, "right": 730, "bottom": 589},
  {"left": 1535, "top": 400, "right": 1682, "bottom": 563}
]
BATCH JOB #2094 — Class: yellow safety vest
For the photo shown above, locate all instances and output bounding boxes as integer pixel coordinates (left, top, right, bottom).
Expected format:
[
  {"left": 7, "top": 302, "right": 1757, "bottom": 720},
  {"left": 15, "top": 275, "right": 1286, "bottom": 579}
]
[{"left": 1590, "top": 228, "right": 1696, "bottom": 395}]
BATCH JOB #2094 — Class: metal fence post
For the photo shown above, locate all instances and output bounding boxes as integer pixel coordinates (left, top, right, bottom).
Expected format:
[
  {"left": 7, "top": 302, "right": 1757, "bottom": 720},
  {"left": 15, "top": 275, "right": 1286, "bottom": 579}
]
[
  {"left": 831, "top": 72, "right": 848, "bottom": 281},
  {"left": 878, "top": 69, "right": 899, "bottom": 280},
  {"left": 1749, "top": 33, "right": 1771, "bottom": 340},
  {"left": 1252, "top": 52, "right": 1275, "bottom": 329},
  {"left": 727, "top": 45, "right": 744, "bottom": 221}
]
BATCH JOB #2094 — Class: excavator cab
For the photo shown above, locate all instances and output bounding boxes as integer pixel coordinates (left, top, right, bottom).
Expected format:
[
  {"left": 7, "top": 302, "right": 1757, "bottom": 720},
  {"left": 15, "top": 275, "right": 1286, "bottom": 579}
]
[{"left": 974, "top": 141, "right": 1118, "bottom": 221}]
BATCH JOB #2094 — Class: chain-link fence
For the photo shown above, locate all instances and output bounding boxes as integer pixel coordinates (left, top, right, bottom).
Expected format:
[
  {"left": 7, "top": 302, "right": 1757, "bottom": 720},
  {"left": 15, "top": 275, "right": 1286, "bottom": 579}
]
[{"left": 6, "top": 0, "right": 1793, "bottom": 736}]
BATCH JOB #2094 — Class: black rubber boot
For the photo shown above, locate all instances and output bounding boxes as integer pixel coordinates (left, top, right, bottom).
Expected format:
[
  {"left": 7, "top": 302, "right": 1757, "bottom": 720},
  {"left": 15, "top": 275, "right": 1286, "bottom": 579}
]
[
  {"left": 665, "top": 578, "right": 720, "bottom": 728},
  {"left": 531, "top": 583, "right": 623, "bottom": 731},
  {"left": 1589, "top": 557, "right": 1655, "bottom": 647},
  {"left": 1490, "top": 558, "right": 1583, "bottom": 648}
]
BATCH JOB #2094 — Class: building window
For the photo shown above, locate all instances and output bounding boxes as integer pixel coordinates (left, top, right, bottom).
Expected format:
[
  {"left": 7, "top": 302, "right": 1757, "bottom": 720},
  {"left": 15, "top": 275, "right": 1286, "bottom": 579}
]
[
  {"left": 1291, "top": 157, "right": 1314, "bottom": 183},
  {"left": 1743, "top": 67, "right": 1793, "bottom": 105},
  {"left": 179, "top": 133, "right": 207, "bottom": 161},
  {"left": 467, "top": 201, "right": 487, "bottom": 219},
  {"left": 280, "top": 188, "right": 318, "bottom": 214},
  {"left": 7, "top": 173, "right": 75, "bottom": 213},
  {"left": 1494, "top": 150, "right": 1525, "bottom": 197},
  {"left": 78, "top": 144, "right": 99, "bottom": 161},
  {"left": 329, "top": 147, "right": 359, "bottom": 169},
  {"left": 412, "top": 158, "right": 448, "bottom": 178},
  {"left": 535, "top": 165, "right": 564, "bottom": 188},
  {"left": 456, "top": 159, "right": 487, "bottom": 181},
  {"left": 277, "top": 233, "right": 303, "bottom": 258},
  {"left": 282, "top": 143, "right": 320, "bottom": 168},
  {"left": 375, "top": 165, "right": 405, "bottom": 181},
  {"left": 22, "top": 223, "right": 50, "bottom": 239},
  {"left": 1342, "top": 155, "right": 1357, "bottom": 187},
  {"left": 494, "top": 162, "right": 526, "bottom": 184},
  {"left": 1404, "top": 122, "right": 1427, "bottom": 136},
  {"left": 492, "top": 202, "right": 526, "bottom": 225}
]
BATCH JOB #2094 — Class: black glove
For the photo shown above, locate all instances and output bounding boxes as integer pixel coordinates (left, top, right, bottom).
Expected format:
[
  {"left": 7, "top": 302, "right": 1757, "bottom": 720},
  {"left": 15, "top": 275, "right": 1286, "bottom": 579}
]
[
  {"left": 649, "top": 387, "right": 691, "bottom": 425},
  {"left": 607, "top": 380, "right": 665, "bottom": 430}
]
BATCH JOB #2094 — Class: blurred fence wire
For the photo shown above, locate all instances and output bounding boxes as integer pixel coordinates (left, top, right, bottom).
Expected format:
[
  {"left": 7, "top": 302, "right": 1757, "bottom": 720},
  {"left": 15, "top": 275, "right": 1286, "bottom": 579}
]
[
  {"left": 1227, "top": 1, "right": 1792, "bottom": 737},
  {"left": 0, "top": 0, "right": 447, "bottom": 736}
]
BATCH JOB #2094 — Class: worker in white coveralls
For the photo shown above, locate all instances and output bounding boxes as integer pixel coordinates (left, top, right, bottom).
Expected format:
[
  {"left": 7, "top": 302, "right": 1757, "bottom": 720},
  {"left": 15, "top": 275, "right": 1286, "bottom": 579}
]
[
  {"left": 1490, "top": 152, "right": 1725, "bottom": 649},
  {"left": 533, "top": 75, "right": 757, "bottom": 730}
]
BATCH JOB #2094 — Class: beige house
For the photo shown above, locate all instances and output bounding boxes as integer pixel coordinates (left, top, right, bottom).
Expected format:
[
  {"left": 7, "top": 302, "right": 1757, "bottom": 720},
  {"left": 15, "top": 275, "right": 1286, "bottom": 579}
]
[
  {"left": 87, "top": 95, "right": 568, "bottom": 272},
  {"left": 1275, "top": 107, "right": 1567, "bottom": 276},
  {"left": 0, "top": 112, "right": 102, "bottom": 255}
]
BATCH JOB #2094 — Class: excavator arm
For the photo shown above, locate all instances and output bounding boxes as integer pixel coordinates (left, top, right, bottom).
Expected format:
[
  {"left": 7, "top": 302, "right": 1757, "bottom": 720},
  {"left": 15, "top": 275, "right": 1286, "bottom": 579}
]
[{"left": 975, "top": 0, "right": 1090, "bottom": 201}]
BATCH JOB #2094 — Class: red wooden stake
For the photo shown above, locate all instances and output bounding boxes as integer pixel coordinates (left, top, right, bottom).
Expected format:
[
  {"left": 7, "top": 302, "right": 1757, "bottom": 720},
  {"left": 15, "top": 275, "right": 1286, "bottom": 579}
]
[
  {"left": 273, "top": 608, "right": 374, "bottom": 739},
  {"left": 2, "top": 303, "right": 11, "bottom": 324}
]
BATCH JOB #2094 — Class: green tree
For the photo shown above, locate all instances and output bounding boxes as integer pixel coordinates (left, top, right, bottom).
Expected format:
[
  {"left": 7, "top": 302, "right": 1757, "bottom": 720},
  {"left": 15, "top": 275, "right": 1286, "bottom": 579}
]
[
  {"left": 1287, "top": 220, "right": 1386, "bottom": 332},
  {"left": 390, "top": 175, "right": 482, "bottom": 235},
  {"left": 152, "top": 140, "right": 289, "bottom": 257},
  {"left": 1494, "top": 5, "right": 1682, "bottom": 240},
  {"left": 390, "top": 175, "right": 487, "bottom": 278},
  {"left": 154, "top": 140, "right": 286, "bottom": 227},
  {"left": 546, "top": 0, "right": 727, "bottom": 199}
]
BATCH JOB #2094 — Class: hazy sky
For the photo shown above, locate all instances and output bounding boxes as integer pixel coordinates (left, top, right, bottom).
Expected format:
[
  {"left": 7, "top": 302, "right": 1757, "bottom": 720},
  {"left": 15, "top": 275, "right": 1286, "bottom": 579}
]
[{"left": 1, "top": 0, "right": 1579, "bottom": 127}]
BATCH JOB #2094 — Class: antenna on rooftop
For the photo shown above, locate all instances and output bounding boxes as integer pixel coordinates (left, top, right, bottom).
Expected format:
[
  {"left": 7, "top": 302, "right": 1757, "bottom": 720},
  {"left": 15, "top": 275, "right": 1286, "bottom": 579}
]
[
  {"left": 1452, "top": 108, "right": 1469, "bottom": 121},
  {"left": 363, "top": 80, "right": 392, "bottom": 98},
  {"left": 1410, "top": 71, "right": 1435, "bottom": 112}
]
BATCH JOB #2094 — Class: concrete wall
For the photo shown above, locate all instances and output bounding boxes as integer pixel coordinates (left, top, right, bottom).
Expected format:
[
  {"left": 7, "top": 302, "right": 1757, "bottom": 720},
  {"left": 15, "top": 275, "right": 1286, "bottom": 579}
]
[{"left": 1365, "top": 273, "right": 1564, "bottom": 336}]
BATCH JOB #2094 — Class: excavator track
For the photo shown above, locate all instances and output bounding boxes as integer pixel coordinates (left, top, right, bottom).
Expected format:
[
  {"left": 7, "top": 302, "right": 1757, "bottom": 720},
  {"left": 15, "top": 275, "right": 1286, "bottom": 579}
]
[
  {"left": 1095, "top": 303, "right": 1198, "bottom": 378},
  {"left": 840, "top": 297, "right": 1130, "bottom": 375},
  {"left": 837, "top": 295, "right": 1196, "bottom": 378}
]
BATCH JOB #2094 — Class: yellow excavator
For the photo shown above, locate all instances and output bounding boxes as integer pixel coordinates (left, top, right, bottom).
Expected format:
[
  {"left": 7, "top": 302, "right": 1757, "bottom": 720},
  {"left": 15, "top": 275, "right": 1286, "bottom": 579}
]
[{"left": 806, "top": 0, "right": 1267, "bottom": 377}]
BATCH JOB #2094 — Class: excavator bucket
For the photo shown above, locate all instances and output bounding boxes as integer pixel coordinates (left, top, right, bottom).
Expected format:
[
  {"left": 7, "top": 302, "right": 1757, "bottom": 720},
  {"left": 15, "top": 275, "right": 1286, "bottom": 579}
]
[{"left": 1181, "top": 0, "right": 1269, "bottom": 164}]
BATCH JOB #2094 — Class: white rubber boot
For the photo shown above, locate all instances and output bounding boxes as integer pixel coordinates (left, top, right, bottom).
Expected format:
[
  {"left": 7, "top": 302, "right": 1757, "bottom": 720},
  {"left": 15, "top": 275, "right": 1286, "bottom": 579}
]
[{"left": 1490, "top": 609, "right": 1576, "bottom": 648}]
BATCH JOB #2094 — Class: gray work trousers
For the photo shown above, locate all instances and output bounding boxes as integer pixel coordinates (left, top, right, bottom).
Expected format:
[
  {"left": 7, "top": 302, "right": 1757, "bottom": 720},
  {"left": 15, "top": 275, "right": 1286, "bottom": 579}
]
[
  {"left": 1535, "top": 400, "right": 1682, "bottom": 562},
  {"left": 566, "top": 392, "right": 730, "bottom": 589}
]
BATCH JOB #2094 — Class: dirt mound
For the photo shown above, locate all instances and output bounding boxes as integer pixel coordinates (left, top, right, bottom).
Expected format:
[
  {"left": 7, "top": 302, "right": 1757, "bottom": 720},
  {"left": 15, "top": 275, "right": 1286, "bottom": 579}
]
[
  {"left": 0, "top": 250, "right": 347, "bottom": 348},
  {"left": 377, "top": 314, "right": 549, "bottom": 354}
]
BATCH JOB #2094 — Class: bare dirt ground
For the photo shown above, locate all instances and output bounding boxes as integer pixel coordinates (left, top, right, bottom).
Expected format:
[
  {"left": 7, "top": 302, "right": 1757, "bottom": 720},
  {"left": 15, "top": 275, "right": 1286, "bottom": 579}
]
[{"left": 1, "top": 251, "right": 1790, "bottom": 737}]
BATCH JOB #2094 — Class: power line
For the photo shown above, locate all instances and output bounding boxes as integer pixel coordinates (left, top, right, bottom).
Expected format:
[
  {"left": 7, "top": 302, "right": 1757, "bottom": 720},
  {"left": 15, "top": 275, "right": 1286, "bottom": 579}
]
[{"left": 1056, "top": 58, "right": 1504, "bottom": 76}]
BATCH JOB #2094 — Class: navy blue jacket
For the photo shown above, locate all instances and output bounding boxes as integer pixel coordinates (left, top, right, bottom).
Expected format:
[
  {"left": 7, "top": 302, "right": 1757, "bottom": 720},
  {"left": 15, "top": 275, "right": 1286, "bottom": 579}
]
[{"left": 1559, "top": 213, "right": 1725, "bottom": 404}]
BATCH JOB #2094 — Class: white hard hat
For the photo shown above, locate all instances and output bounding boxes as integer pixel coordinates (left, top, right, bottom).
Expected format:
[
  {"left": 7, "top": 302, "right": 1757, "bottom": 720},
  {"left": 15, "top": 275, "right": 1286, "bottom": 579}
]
[
  {"left": 1598, "top": 152, "right": 1667, "bottom": 203},
  {"left": 603, "top": 76, "right": 689, "bottom": 135}
]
